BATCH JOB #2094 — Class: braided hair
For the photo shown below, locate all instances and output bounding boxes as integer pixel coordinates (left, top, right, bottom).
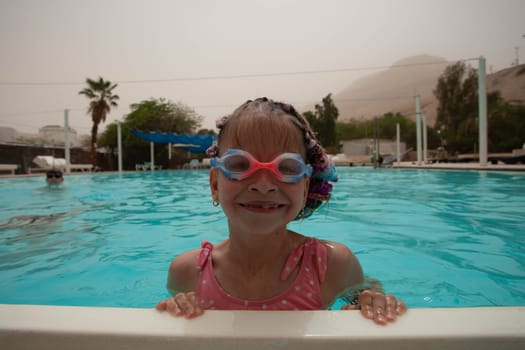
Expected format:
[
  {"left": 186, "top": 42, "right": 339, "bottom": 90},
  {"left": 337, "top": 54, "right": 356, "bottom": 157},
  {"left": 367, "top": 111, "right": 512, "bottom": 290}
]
[{"left": 207, "top": 97, "right": 337, "bottom": 219}]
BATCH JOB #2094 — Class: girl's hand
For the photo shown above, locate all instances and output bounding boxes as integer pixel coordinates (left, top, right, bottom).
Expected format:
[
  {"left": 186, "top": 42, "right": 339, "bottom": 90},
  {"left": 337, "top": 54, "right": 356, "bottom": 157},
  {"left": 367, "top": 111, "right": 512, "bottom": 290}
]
[
  {"left": 155, "top": 292, "right": 204, "bottom": 319},
  {"left": 341, "top": 290, "right": 407, "bottom": 325}
]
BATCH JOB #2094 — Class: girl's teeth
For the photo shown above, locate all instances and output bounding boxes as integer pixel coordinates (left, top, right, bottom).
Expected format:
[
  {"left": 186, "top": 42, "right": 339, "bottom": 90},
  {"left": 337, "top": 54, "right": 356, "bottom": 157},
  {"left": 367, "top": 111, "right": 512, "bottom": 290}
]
[{"left": 247, "top": 204, "right": 278, "bottom": 209}]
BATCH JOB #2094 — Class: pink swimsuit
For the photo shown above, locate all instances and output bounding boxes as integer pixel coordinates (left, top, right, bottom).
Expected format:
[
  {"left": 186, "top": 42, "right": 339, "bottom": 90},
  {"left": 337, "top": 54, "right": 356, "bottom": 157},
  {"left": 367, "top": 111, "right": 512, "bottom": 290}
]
[{"left": 196, "top": 237, "right": 328, "bottom": 310}]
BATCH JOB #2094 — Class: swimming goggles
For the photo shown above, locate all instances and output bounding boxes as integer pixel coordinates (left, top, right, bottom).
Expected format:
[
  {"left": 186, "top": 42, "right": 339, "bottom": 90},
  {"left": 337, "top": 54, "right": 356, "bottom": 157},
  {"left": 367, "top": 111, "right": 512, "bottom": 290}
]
[
  {"left": 46, "top": 172, "right": 63, "bottom": 179},
  {"left": 211, "top": 149, "right": 312, "bottom": 184}
]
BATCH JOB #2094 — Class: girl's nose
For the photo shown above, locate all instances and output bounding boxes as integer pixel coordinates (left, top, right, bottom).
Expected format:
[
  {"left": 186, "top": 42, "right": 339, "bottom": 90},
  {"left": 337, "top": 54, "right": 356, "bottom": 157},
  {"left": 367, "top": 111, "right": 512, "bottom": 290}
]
[{"left": 248, "top": 170, "right": 278, "bottom": 194}]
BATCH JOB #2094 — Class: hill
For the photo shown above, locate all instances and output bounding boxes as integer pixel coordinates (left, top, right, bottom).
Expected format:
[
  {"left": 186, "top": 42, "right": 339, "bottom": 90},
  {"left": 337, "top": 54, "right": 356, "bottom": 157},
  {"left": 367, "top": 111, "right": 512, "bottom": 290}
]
[
  {"left": 329, "top": 55, "right": 525, "bottom": 126},
  {"left": 487, "top": 64, "right": 525, "bottom": 104}
]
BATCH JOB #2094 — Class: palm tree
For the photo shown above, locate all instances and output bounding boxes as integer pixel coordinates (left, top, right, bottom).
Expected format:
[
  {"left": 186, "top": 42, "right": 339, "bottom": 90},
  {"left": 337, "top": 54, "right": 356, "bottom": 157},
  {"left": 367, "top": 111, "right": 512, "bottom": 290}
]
[{"left": 79, "top": 77, "right": 119, "bottom": 164}]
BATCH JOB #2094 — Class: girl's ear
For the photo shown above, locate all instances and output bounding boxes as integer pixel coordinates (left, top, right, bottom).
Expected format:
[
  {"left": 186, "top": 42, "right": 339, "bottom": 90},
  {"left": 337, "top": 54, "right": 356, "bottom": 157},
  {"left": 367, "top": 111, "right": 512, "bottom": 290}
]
[{"left": 210, "top": 169, "right": 220, "bottom": 202}]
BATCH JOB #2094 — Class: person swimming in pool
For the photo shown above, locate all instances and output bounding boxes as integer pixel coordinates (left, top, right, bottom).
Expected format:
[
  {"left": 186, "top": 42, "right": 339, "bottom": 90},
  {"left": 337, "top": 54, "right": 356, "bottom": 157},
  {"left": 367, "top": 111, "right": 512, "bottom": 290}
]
[
  {"left": 45, "top": 169, "right": 64, "bottom": 186},
  {"left": 156, "top": 97, "right": 406, "bottom": 325}
]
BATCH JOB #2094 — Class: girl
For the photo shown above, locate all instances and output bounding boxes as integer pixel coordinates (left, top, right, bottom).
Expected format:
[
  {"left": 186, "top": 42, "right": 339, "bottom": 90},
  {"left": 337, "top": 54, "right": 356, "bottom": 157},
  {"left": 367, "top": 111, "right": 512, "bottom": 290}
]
[{"left": 156, "top": 97, "right": 406, "bottom": 325}]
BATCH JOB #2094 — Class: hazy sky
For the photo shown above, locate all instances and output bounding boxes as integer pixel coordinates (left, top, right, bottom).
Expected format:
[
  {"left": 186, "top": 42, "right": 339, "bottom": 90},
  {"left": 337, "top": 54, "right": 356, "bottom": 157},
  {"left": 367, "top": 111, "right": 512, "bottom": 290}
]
[{"left": 0, "top": 0, "right": 524, "bottom": 136}]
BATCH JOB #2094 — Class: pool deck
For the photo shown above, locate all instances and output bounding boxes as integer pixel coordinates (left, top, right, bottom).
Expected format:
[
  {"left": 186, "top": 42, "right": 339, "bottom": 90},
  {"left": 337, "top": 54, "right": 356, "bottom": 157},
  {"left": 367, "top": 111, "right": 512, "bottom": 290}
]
[{"left": 392, "top": 161, "right": 525, "bottom": 172}]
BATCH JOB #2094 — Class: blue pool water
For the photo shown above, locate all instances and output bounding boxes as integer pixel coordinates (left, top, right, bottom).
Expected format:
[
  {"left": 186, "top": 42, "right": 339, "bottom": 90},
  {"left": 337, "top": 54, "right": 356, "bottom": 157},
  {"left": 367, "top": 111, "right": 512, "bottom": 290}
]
[{"left": 0, "top": 168, "right": 524, "bottom": 309}]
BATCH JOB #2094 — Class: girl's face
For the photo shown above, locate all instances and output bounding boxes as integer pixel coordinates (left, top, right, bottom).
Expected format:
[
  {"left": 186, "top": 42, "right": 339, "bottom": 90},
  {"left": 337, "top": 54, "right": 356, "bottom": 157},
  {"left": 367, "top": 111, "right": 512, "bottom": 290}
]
[{"left": 210, "top": 118, "right": 309, "bottom": 236}]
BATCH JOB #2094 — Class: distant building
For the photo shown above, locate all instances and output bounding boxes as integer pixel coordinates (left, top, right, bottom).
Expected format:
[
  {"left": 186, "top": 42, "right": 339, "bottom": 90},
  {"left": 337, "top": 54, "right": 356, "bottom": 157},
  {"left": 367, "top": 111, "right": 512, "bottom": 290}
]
[
  {"left": 0, "top": 127, "right": 16, "bottom": 143},
  {"left": 331, "top": 139, "right": 407, "bottom": 166},
  {"left": 0, "top": 125, "right": 84, "bottom": 148},
  {"left": 38, "top": 125, "right": 81, "bottom": 147},
  {"left": 341, "top": 138, "right": 406, "bottom": 157}
]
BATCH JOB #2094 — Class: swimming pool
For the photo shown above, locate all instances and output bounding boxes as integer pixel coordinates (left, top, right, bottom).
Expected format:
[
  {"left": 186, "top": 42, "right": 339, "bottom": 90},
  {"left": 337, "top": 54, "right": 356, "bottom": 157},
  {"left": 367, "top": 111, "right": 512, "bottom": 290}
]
[{"left": 0, "top": 168, "right": 524, "bottom": 309}]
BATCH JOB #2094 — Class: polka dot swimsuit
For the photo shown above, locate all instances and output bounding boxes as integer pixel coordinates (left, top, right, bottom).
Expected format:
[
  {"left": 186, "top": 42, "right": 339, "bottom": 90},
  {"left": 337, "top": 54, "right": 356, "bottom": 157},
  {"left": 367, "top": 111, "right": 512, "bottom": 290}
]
[{"left": 196, "top": 237, "right": 328, "bottom": 310}]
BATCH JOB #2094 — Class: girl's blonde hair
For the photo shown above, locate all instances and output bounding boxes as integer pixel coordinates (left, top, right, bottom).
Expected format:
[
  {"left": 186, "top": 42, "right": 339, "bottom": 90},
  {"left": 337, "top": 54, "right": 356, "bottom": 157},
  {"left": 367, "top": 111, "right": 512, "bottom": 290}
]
[{"left": 217, "top": 100, "right": 306, "bottom": 157}]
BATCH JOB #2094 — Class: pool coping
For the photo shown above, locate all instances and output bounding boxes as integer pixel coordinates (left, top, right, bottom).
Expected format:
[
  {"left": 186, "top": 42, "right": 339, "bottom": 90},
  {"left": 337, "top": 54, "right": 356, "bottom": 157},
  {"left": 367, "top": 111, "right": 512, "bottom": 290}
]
[{"left": 1, "top": 304, "right": 524, "bottom": 349}]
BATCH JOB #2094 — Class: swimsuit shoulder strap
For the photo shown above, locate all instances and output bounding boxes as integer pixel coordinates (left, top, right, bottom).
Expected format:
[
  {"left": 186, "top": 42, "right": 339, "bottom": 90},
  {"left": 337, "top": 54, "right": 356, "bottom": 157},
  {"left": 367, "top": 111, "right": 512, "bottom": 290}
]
[
  {"left": 196, "top": 241, "right": 214, "bottom": 271},
  {"left": 280, "top": 237, "right": 327, "bottom": 282}
]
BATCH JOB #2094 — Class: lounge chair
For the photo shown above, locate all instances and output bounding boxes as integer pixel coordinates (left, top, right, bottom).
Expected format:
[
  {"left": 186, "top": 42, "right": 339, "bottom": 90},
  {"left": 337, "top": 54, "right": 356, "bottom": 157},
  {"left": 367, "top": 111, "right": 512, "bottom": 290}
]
[
  {"left": 135, "top": 162, "right": 162, "bottom": 171},
  {"left": 29, "top": 156, "right": 93, "bottom": 173},
  {"left": 201, "top": 158, "right": 211, "bottom": 168},
  {"left": 29, "top": 156, "right": 64, "bottom": 173},
  {"left": 188, "top": 159, "right": 200, "bottom": 169},
  {"left": 69, "top": 164, "right": 94, "bottom": 172},
  {"left": 0, "top": 164, "right": 18, "bottom": 175}
]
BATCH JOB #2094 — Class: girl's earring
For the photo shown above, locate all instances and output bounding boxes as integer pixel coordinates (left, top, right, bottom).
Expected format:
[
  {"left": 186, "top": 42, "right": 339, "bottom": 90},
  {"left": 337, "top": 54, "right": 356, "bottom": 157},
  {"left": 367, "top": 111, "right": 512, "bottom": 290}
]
[{"left": 212, "top": 200, "right": 220, "bottom": 207}]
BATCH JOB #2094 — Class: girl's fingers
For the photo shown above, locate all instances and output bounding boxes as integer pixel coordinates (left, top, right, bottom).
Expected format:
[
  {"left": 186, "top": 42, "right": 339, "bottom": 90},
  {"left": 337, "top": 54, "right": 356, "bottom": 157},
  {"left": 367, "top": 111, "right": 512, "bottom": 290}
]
[
  {"left": 174, "top": 293, "right": 193, "bottom": 318},
  {"left": 341, "top": 304, "right": 359, "bottom": 310},
  {"left": 396, "top": 299, "right": 407, "bottom": 315},
  {"left": 384, "top": 294, "right": 398, "bottom": 321},
  {"left": 371, "top": 292, "right": 387, "bottom": 325},
  {"left": 155, "top": 300, "right": 168, "bottom": 311},
  {"left": 167, "top": 296, "right": 184, "bottom": 317},
  {"left": 358, "top": 290, "right": 406, "bottom": 325},
  {"left": 174, "top": 292, "right": 203, "bottom": 318},
  {"left": 156, "top": 292, "right": 204, "bottom": 319},
  {"left": 187, "top": 292, "right": 204, "bottom": 317},
  {"left": 358, "top": 290, "right": 374, "bottom": 319},
  {"left": 344, "top": 290, "right": 407, "bottom": 325}
]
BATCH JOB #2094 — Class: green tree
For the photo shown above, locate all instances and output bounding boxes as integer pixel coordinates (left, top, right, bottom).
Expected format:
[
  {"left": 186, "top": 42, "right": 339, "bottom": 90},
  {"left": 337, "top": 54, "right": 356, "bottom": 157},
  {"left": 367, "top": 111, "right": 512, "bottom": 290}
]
[
  {"left": 97, "top": 122, "right": 118, "bottom": 149},
  {"left": 122, "top": 98, "right": 202, "bottom": 147},
  {"left": 336, "top": 119, "right": 366, "bottom": 140},
  {"left": 433, "top": 61, "right": 479, "bottom": 153},
  {"left": 488, "top": 97, "right": 525, "bottom": 152},
  {"left": 98, "top": 98, "right": 203, "bottom": 170},
  {"left": 303, "top": 111, "right": 319, "bottom": 132},
  {"left": 335, "top": 112, "right": 432, "bottom": 151},
  {"left": 433, "top": 61, "right": 514, "bottom": 153},
  {"left": 197, "top": 128, "right": 217, "bottom": 135},
  {"left": 303, "top": 94, "right": 339, "bottom": 148},
  {"left": 79, "top": 77, "right": 119, "bottom": 163}
]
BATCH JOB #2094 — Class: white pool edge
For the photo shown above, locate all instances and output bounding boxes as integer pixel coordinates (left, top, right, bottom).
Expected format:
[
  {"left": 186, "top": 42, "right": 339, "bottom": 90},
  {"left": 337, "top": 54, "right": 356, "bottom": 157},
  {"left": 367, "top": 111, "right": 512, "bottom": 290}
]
[{"left": 1, "top": 304, "right": 524, "bottom": 349}]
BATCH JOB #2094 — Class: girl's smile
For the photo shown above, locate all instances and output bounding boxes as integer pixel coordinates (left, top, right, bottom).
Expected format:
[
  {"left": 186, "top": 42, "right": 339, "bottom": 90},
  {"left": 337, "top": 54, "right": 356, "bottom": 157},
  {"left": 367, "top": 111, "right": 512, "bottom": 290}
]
[
  {"left": 211, "top": 159, "right": 307, "bottom": 235},
  {"left": 238, "top": 200, "right": 288, "bottom": 213}
]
